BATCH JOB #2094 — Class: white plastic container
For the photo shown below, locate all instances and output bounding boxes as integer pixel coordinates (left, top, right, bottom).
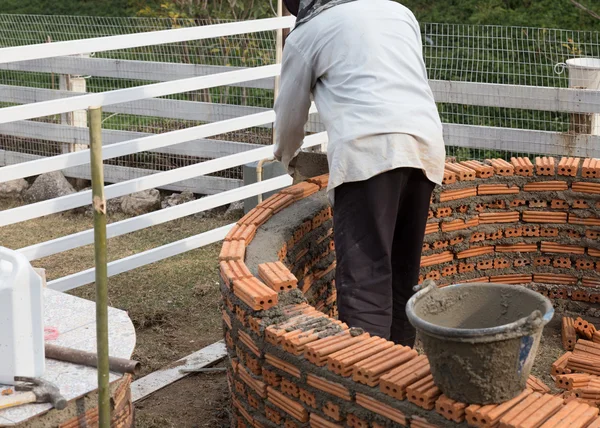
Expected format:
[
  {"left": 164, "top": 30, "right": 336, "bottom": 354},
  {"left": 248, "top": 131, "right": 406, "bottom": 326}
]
[{"left": 0, "top": 247, "right": 45, "bottom": 385}]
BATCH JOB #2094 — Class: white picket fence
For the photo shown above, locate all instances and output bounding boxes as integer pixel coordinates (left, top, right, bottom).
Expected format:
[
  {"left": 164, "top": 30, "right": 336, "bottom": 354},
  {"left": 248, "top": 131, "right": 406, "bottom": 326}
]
[
  {"left": 1, "top": 17, "right": 600, "bottom": 292},
  {"left": 0, "top": 17, "right": 327, "bottom": 291}
]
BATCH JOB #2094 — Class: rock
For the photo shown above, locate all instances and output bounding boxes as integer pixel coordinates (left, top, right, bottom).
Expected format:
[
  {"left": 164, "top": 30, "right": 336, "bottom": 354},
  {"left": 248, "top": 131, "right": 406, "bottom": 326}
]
[
  {"left": 161, "top": 191, "right": 195, "bottom": 209},
  {"left": 23, "top": 172, "right": 75, "bottom": 203},
  {"left": 0, "top": 178, "right": 29, "bottom": 198},
  {"left": 121, "top": 189, "right": 161, "bottom": 216},
  {"left": 225, "top": 201, "right": 244, "bottom": 219}
]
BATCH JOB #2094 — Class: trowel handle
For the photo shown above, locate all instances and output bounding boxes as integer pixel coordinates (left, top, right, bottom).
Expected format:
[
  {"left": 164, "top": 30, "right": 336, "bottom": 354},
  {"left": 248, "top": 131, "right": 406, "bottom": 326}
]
[
  {"left": 0, "top": 391, "right": 36, "bottom": 410},
  {"left": 413, "top": 279, "right": 438, "bottom": 293}
]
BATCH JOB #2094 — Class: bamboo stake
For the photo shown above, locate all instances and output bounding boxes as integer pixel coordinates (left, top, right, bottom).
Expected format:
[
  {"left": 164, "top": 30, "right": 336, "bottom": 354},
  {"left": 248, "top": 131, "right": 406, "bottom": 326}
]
[{"left": 88, "top": 106, "right": 110, "bottom": 428}]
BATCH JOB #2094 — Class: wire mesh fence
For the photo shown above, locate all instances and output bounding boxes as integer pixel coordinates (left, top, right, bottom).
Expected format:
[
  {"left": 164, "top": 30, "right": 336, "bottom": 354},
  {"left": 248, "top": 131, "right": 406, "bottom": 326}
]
[{"left": 1, "top": 15, "right": 599, "bottom": 188}]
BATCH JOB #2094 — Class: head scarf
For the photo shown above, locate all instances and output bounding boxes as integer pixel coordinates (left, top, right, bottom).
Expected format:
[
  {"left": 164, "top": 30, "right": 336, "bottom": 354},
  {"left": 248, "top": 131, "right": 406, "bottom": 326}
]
[{"left": 284, "top": 0, "right": 358, "bottom": 28}]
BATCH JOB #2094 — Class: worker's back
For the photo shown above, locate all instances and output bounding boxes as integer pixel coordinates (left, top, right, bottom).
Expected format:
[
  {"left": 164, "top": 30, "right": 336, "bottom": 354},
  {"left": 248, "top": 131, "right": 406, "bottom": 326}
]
[{"left": 286, "top": 0, "right": 443, "bottom": 151}]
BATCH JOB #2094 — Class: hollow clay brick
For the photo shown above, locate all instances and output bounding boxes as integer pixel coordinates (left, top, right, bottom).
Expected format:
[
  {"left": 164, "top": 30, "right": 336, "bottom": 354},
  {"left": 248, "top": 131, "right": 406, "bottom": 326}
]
[
  {"left": 522, "top": 225, "right": 541, "bottom": 237},
  {"left": 421, "top": 251, "right": 454, "bottom": 266},
  {"left": 306, "top": 373, "right": 352, "bottom": 401},
  {"left": 461, "top": 160, "right": 495, "bottom": 178},
  {"left": 352, "top": 345, "right": 417, "bottom": 387},
  {"left": 522, "top": 211, "right": 567, "bottom": 224},
  {"left": 523, "top": 181, "right": 569, "bottom": 192},
  {"left": 265, "top": 353, "right": 301, "bottom": 378},
  {"left": 425, "top": 223, "right": 439, "bottom": 234},
  {"left": 479, "top": 212, "right": 521, "bottom": 224},
  {"left": 226, "top": 224, "right": 257, "bottom": 243},
  {"left": 575, "top": 320, "right": 597, "bottom": 340},
  {"left": 534, "top": 274, "right": 577, "bottom": 285},
  {"left": 309, "top": 413, "right": 343, "bottom": 428},
  {"left": 222, "top": 309, "right": 232, "bottom": 330},
  {"left": 450, "top": 236, "right": 465, "bottom": 245},
  {"left": 355, "top": 393, "right": 407, "bottom": 426},
  {"left": 238, "top": 207, "right": 273, "bottom": 227},
  {"left": 220, "top": 260, "right": 253, "bottom": 288},
  {"left": 436, "top": 206, "right": 453, "bottom": 218},
  {"left": 515, "top": 394, "right": 564, "bottom": 428},
  {"left": 219, "top": 239, "right": 246, "bottom": 261},
  {"left": 407, "top": 374, "right": 442, "bottom": 410},
  {"left": 558, "top": 157, "right": 580, "bottom": 177},
  {"left": 457, "top": 246, "right": 495, "bottom": 259},
  {"left": 572, "top": 290, "right": 591, "bottom": 302},
  {"left": 346, "top": 413, "right": 369, "bottom": 428},
  {"left": 472, "top": 388, "right": 534, "bottom": 428},
  {"left": 486, "top": 158, "right": 515, "bottom": 176},
  {"left": 590, "top": 248, "right": 600, "bottom": 257},
  {"left": 267, "top": 387, "right": 308, "bottom": 422},
  {"left": 490, "top": 274, "right": 532, "bottom": 284},
  {"left": 540, "top": 241, "right": 585, "bottom": 255},
  {"left": 562, "top": 317, "right": 577, "bottom": 351},
  {"left": 470, "top": 232, "right": 485, "bottom": 243},
  {"left": 541, "top": 400, "right": 598, "bottom": 428},
  {"left": 435, "top": 394, "right": 467, "bottom": 423},
  {"left": 327, "top": 336, "right": 394, "bottom": 377},
  {"left": 440, "top": 187, "right": 478, "bottom": 202},
  {"left": 552, "top": 257, "right": 572, "bottom": 268},
  {"left": 304, "top": 331, "right": 367, "bottom": 366},
  {"left": 463, "top": 276, "right": 491, "bottom": 283},
  {"left": 540, "top": 228, "right": 559, "bottom": 237},
  {"left": 497, "top": 392, "right": 544, "bottom": 428},
  {"left": 446, "top": 161, "right": 476, "bottom": 181},
  {"left": 569, "top": 215, "right": 600, "bottom": 226},
  {"left": 478, "top": 184, "right": 520, "bottom": 195},
  {"left": 307, "top": 174, "right": 329, "bottom": 189},
  {"left": 585, "top": 230, "right": 600, "bottom": 239},
  {"left": 514, "top": 258, "right": 530, "bottom": 268},
  {"left": 443, "top": 169, "right": 457, "bottom": 185},
  {"left": 582, "top": 158, "right": 600, "bottom": 178},
  {"left": 233, "top": 277, "right": 278, "bottom": 311},
  {"left": 511, "top": 199, "right": 527, "bottom": 207},
  {"left": 530, "top": 198, "right": 549, "bottom": 207},
  {"left": 322, "top": 401, "right": 342, "bottom": 422},
  {"left": 504, "top": 227, "right": 523, "bottom": 238},
  {"left": 511, "top": 157, "right": 534, "bottom": 176},
  {"left": 258, "top": 262, "right": 298, "bottom": 292},
  {"left": 262, "top": 368, "right": 281, "bottom": 387},
  {"left": 536, "top": 157, "right": 556, "bottom": 176},
  {"left": 379, "top": 354, "right": 430, "bottom": 400},
  {"left": 281, "top": 378, "right": 299, "bottom": 399},
  {"left": 572, "top": 199, "right": 590, "bottom": 209},
  {"left": 238, "top": 365, "right": 267, "bottom": 398},
  {"left": 527, "top": 375, "right": 551, "bottom": 394},
  {"left": 567, "top": 354, "right": 600, "bottom": 376},
  {"left": 265, "top": 406, "right": 283, "bottom": 425},
  {"left": 441, "top": 217, "right": 480, "bottom": 232},
  {"left": 550, "top": 199, "right": 569, "bottom": 210}
]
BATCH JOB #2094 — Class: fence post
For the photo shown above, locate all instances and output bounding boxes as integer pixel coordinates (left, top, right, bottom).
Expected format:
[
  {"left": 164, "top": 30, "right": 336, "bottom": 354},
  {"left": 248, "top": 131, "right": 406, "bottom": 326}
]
[{"left": 88, "top": 106, "right": 111, "bottom": 428}]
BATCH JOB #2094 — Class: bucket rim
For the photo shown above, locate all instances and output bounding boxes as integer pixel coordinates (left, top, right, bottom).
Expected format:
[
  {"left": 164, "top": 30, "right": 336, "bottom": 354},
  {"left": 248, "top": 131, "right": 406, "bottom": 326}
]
[
  {"left": 406, "top": 282, "right": 554, "bottom": 341},
  {"left": 566, "top": 57, "right": 600, "bottom": 70}
]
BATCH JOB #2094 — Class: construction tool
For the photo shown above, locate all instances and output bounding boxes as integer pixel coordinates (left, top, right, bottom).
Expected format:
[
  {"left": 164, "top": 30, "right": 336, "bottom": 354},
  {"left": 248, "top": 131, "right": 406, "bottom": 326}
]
[
  {"left": 0, "top": 377, "right": 66, "bottom": 411},
  {"left": 45, "top": 344, "right": 141, "bottom": 375},
  {"left": 289, "top": 151, "right": 328, "bottom": 185}
]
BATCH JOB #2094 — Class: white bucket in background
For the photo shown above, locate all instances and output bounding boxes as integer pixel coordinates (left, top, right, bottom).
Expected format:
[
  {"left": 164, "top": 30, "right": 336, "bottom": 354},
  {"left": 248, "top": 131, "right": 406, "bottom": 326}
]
[
  {"left": 566, "top": 58, "right": 600, "bottom": 135},
  {"left": 0, "top": 247, "right": 45, "bottom": 385}
]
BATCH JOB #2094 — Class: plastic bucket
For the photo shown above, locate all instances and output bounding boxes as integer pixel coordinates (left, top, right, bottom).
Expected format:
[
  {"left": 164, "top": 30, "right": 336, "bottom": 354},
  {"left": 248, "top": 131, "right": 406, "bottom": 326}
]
[
  {"left": 556, "top": 57, "right": 600, "bottom": 135},
  {"left": 406, "top": 282, "right": 554, "bottom": 404}
]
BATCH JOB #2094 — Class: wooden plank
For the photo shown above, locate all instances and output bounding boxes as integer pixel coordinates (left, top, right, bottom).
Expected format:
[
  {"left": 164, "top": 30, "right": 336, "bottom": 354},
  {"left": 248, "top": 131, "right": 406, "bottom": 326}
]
[
  {"left": 0, "top": 120, "right": 262, "bottom": 158},
  {"left": 0, "top": 57, "right": 275, "bottom": 89},
  {"left": 131, "top": 340, "right": 227, "bottom": 402},
  {"left": 0, "top": 149, "right": 241, "bottom": 194},
  {"left": 430, "top": 80, "right": 600, "bottom": 114},
  {"left": 443, "top": 123, "right": 600, "bottom": 158}
]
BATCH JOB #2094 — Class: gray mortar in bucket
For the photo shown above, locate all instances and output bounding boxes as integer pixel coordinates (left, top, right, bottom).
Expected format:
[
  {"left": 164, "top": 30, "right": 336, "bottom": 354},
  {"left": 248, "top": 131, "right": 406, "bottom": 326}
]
[{"left": 406, "top": 281, "right": 554, "bottom": 404}]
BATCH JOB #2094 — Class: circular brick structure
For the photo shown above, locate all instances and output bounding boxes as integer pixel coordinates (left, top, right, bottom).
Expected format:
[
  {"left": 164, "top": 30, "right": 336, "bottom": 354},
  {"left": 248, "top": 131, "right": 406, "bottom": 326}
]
[{"left": 219, "top": 156, "right": 600, "bottom": 428}]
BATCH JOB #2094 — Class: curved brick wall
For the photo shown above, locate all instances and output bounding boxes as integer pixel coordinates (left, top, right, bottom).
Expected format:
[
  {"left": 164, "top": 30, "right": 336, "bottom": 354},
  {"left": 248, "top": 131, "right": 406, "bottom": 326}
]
[{"left": 219, "top": 157, "right": 600, "bottom": 428}]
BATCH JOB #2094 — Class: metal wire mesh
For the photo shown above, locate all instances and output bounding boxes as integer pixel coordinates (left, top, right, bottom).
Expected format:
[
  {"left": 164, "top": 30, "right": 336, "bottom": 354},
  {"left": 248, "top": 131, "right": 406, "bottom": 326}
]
[{"left": 1, "top": 16, "right": 600, "bottom": 190}]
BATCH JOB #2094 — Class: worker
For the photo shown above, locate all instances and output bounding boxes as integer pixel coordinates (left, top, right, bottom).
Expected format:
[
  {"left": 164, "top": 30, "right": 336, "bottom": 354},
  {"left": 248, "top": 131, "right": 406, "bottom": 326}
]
[{"left": 273, "top": 0, "right": 445, "bottom": 347}]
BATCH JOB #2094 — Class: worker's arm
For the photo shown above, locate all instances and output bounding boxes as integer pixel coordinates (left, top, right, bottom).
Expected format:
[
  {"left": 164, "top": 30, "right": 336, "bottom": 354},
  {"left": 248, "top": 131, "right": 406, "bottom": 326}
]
[{"left": 273, "top": 42, "right": 313, "bottom": 170}]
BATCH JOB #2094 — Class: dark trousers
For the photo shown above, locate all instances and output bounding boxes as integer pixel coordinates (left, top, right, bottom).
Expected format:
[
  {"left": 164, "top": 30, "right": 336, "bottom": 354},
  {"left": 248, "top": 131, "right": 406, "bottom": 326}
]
[{"left": 333, "top": 168, "right": 435, "bottom": 347}]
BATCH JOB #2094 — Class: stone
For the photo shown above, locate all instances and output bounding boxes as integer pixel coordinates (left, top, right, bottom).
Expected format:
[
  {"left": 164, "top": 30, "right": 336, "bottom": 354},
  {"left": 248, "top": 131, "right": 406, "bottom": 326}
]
[
  {"left": 121, "top": 189, "right": 161, "bottom": 216},
  {"left": 23, "top": 172, "right": 75, "bottom": 203},
  {"left": 0, "top": 178, "right": 29, "bottom": 198},
  {"left": 225, "top": 201, "right": 244, "bottom": 219},
  {"left": 161, "top": 191, "right": 195, "bottom": 209}
]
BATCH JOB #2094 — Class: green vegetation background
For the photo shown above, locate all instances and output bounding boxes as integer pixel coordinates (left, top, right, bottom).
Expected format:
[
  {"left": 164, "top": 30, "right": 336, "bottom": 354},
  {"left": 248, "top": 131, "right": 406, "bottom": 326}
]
[{"left": 0, "top": 0, "right": 599, "bottom": 30}]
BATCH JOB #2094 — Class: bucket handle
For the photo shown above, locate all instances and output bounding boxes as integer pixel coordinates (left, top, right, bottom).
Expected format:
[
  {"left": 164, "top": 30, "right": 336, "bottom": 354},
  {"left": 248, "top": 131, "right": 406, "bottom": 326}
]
[{"left": 554, "top": 62, "right": 567, "bottom": 75}]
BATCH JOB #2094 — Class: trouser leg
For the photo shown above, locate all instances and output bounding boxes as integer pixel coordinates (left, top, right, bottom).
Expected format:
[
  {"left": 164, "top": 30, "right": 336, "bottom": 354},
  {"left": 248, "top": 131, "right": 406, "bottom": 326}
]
[
  {"left": 333, "top": 168, "right": 412, "bottom": 339},
  {"left": 390, "top": 170, "right": 435, "bottom": 347}
]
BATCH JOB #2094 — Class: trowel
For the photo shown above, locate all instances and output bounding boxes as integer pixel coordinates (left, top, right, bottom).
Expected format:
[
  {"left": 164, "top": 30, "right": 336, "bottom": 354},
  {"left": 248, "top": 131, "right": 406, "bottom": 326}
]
[{"left": 289, "top": 150, "right": 329, "bottom": 185}]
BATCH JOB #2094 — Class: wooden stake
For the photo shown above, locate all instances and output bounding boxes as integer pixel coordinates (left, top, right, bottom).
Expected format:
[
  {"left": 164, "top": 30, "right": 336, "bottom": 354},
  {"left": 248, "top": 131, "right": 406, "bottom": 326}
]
[{"left": 88, "top": 106, "right": 110, "bottom": 427}]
